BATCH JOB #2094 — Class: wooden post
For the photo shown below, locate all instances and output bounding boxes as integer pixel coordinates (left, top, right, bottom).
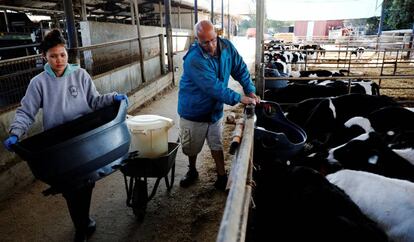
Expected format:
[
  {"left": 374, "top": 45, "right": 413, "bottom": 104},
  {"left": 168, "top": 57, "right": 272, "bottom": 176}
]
[{"left": 132, "top": 0, "right": 146, "bottom": 83}]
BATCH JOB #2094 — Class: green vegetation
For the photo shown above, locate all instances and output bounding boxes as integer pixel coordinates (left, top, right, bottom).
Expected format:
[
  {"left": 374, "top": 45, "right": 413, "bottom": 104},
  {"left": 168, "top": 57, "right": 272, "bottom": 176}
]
[
  {"left": 384, "top": 0, "right": 414, "bottom": 30},
  {"left": 238, "top": 15, "right": 293, "bottom": 35}
]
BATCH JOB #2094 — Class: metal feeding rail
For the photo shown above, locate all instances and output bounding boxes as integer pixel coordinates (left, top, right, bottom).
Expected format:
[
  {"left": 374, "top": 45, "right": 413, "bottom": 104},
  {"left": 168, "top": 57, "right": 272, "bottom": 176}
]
[{"left": 217, "top": 105, "right": 255, "bottom": 242}]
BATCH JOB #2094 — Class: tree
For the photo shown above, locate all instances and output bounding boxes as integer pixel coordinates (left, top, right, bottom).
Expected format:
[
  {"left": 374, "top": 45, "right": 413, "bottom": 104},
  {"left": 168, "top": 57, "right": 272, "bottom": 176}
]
[
  {"left": 384, "top": 0, "right": 414, "bottom": 30},
  {"left": 366, "top": 17, "right": 380, "bottom": 35}
]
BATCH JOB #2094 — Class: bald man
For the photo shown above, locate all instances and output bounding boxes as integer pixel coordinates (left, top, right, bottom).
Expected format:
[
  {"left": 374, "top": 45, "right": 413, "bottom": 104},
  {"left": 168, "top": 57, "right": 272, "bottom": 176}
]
[{"left": 177, "top": 20, "right": 259, "bottom": 190}]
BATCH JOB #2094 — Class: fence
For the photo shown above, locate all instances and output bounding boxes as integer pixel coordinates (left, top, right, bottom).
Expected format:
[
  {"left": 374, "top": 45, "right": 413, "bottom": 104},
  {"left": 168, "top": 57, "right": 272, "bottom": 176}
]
[
  {"left": 0, "top": 34, "right": 193, "bottom": 113},
  {"left": 292, "top": 34, "right": 413, "bottom": 51},
  {"left": 217, "top": 105, "right": 255, "bottom": 242},
  {"left": 261, "top": 36, "right": 414, "bottom": 104}
]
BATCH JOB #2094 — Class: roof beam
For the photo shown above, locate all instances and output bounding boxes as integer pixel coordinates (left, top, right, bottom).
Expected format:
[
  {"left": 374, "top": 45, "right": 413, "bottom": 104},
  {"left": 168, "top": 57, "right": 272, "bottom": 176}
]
[{"left": 0, "top": 5, "right": 64, "bottom": 14}]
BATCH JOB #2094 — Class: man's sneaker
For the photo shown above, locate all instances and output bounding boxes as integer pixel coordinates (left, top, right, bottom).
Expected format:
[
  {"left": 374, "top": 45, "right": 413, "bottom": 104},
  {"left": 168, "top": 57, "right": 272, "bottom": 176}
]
[
  {"left": 180, "top": 169, "right": 199, "bottom": 188},
  {"left": 214, "top": 174, "right": 228, "bottom": 191}
]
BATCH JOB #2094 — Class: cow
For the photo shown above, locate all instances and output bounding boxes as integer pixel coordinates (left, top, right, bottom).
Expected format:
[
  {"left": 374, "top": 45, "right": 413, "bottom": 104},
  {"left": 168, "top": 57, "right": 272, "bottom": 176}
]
[
  {"left": 317, "top": 79, "right": 380, "bottom": 96},
  {"left": 284, "top": 94, "right": 399, "bottom": 149},
  {"left": 326, "top": 132, "right": 414, "bottom": 182},
  {"left": 250, "top": 161, "right": 389, "bottom": 242},
  {"left": 327, "top": 169, "right": 414, "bottom": 242},
  {"left": 290, "top": 69, "right": 349, "bottom": 78},
  {"left": 351, "top": 47, "right": 365, "bottom": 59},
  {"left": 344, "top": 106, "right": 414, "bottom": 149},
  {"left": 264, "top": 81, "right": 370, "bottom": 104}
]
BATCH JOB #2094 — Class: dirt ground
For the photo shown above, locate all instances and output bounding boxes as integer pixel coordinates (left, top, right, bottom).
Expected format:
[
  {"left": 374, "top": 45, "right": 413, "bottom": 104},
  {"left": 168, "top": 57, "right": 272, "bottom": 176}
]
[{"left": 0, "top": 82, "right": 248, "bottom": 242}]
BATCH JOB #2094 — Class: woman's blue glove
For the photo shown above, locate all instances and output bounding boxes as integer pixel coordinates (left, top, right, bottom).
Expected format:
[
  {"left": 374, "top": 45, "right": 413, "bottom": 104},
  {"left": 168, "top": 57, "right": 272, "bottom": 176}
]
[
  {"left": 3, "top": 135, "right": 18, "bottom": 151},
  {"left": 114, "top": 94, "right": 129, "bottom": 105}
]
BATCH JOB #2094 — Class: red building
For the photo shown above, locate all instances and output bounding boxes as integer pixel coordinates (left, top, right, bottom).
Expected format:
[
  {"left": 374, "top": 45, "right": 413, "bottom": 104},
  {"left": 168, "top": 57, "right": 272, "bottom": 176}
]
[{"left": 294, "top": 20, "right": 344, "bottom": 37}]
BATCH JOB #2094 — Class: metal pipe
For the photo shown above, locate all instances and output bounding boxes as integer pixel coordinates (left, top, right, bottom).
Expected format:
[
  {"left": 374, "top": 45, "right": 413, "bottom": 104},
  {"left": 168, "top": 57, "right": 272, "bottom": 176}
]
[
  {"left": 159, "top": 34, "right": 166, "bottom": 75},
  {"left": 211, "top": 0, "right": 214, "bottom": 24},
  {"left": 221, "top": 0, "right": 224, "bottom": 32},
  {"left": 3, "top": 10, "right": 9, "bottom": 32},
  {"left": 159, "top": 1, "right": 163, "bottom": 27},
  {"left": 255, "top": 0, "right": 264, "bottom": 85},
  {"left": 132, "top": 0, "right": 146, "bottom": 83},
  {"left": 80, "top": 0, "right": 87, "bottom": 21},
  {"left": 217, "top": 107, "right": 255, "bottom": 242},
  {"left": 178, "top": 1, "right": 181, "bottom": 29},
  {"left": 0, "top": 5, "right": 64, "bottom": 14},
  {"left": 265, "top": 75, "right": 414, "bottom": 81},
  {"left": 63, "top": 0, "right": 79, "bottom": 64},
  {"left": 194, "top": 0, "right": 198, "bottom": 23},
  {"left": 227, "top": 0, "right": 230, "bottom": 39},
  {"left": 190, "top": 9, "right": 193, "bottom": 26},
  {"left": 407, "top": 23, "right": 414, "bottom": 59},
  {"left": 130, "top": 1, "right": 135, "bottom": 25},
  {"left": 164, "top": 0, "right": 175, "bottom": 84}
]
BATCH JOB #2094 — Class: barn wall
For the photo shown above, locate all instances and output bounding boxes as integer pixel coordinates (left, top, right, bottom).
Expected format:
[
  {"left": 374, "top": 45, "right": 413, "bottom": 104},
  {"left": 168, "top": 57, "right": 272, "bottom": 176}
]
[
  {"left": 313, "top": 20, "right": 328, "bottom": 36},
  {"left": 294, "top": 21, "right": 308, "bottom": 37}
]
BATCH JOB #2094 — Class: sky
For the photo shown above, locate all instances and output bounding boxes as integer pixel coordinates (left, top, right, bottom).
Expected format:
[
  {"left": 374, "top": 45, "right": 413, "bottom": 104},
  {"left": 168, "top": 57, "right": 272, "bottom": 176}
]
[
  {"left": 182, "top": 0, "right": 383, "bottom": 21},
  {"left": 265, "top": 0, "right": 383, "bottom": 21}
]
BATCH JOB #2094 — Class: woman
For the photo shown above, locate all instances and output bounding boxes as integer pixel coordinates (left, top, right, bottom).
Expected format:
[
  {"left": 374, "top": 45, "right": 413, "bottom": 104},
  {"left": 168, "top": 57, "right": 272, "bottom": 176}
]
[{"left": 3, "top": 29, "right": 128, "bottom": 242}]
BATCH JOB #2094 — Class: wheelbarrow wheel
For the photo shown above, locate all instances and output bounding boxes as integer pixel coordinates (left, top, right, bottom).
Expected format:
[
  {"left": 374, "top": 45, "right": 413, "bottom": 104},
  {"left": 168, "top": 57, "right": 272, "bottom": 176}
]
[{"left": 132, "top": 178, "right": 148, "bottom": 221}]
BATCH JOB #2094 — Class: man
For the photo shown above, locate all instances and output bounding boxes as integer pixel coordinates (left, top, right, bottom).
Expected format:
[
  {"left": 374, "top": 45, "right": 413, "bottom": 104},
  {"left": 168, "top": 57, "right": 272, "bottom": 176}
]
[{"left": 177, "top": 20, "right": 259, "bottom": 190}]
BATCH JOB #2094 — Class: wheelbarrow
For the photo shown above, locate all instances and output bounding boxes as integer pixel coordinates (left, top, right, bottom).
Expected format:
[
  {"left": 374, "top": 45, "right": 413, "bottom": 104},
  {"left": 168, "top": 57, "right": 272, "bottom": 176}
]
[{"left": 120, "top": 142, "right": 180, "bottom": 220}]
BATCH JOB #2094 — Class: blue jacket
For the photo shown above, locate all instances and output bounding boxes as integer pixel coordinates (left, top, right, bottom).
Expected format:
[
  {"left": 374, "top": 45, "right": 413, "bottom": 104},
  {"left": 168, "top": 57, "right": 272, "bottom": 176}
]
[{"left": 178, "top": 37, "right": 256, "bottom": 122}]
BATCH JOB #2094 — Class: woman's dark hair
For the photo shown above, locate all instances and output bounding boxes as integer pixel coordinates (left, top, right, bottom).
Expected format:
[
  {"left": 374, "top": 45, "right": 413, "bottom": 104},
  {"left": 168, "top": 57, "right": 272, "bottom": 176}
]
[{"left": 40, "top": 29, "right": 66, "bottom": 53}]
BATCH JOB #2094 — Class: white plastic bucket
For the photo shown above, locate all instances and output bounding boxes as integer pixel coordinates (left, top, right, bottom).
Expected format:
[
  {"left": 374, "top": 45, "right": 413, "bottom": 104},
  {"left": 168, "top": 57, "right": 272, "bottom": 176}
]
[{"left": 126, "top": 115, "right": 174, "bottom": 158}]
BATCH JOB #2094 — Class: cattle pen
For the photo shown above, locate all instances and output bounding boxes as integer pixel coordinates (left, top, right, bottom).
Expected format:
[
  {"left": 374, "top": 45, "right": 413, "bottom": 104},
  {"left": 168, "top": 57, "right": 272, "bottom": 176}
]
[
  {"left": 215, "top": 0, "right": 414, "bottom": 241},
  {"left": 258, "top": 39, "right": 414, "bottom": 105}
]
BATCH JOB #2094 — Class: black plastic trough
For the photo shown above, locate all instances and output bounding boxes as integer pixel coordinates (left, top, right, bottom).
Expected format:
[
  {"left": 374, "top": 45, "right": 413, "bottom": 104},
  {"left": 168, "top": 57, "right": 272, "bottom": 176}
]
[
  {"left": 254, "top": 100, "right": 307, "bottom": 162},
  {"left": 12, "top": 100, "right": 130, "bottom": 192}
]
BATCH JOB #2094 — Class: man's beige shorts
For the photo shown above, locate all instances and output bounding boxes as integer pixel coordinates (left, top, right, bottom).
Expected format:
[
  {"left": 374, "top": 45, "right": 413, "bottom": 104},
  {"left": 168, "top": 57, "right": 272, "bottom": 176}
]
[{"left": 179, "top": 118, "right": 223, "bottom": 156}]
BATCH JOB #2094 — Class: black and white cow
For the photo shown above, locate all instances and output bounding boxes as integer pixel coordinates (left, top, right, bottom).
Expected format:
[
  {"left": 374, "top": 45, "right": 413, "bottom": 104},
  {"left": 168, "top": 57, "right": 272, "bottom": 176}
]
[
  {"left": 290, "top": 69, "right": 349, "bottom": 78},
  {"left": 344, "top": 106, "right": 414, "bottom": 149},
  {"left": 351, "top": 47, "right": 365, "bottom": 59},
  {"left": 327, "top": 169, "right": 414, "bottom": 242},
  {"left": 251, "top": 161, "right": 389, "bottom": 242},
  {"left": 325, "top": 132, "right": 414, "bottom": 182},
  {"left": 317, "top": 79, "right": 380, "bottom": 96},
  {"left": 285, "top": 94, "right": 399, "bottom": 148},
  {"left": 264, "top": 81, "right": 371, "bottom": 104}
]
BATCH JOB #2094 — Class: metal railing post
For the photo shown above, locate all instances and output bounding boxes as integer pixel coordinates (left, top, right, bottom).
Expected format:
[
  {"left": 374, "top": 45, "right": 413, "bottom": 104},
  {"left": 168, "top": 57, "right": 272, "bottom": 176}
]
[{"left": 159, "top": 34, "right": 166, "bottom": 75}]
